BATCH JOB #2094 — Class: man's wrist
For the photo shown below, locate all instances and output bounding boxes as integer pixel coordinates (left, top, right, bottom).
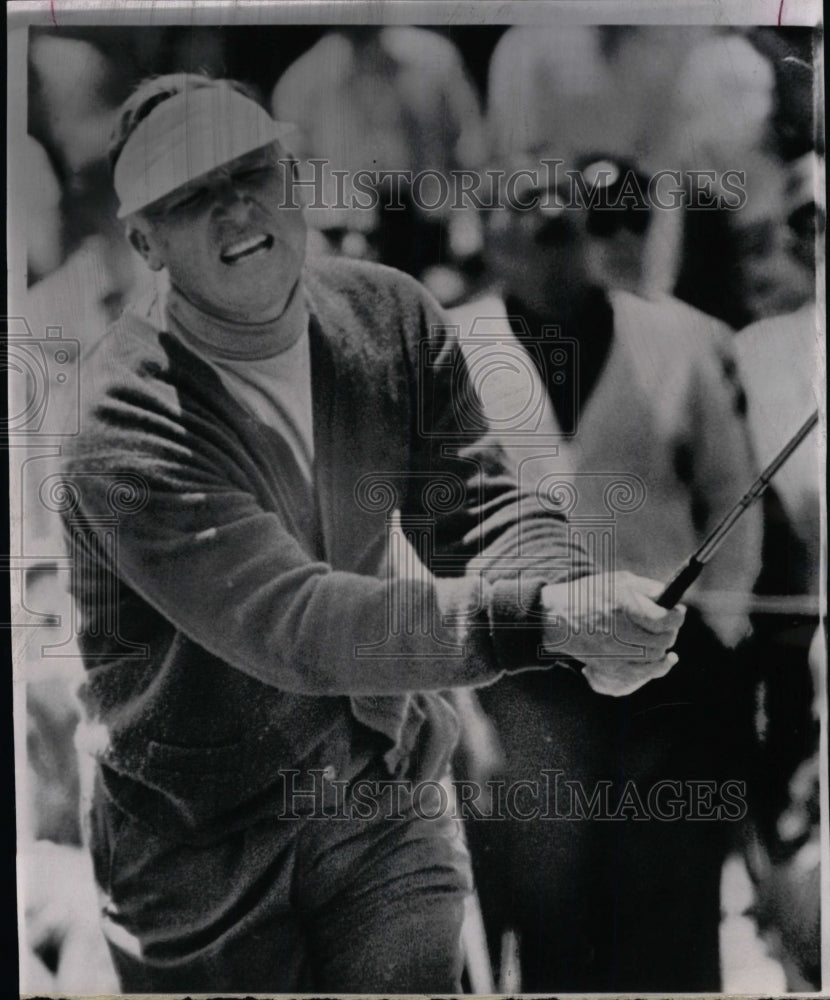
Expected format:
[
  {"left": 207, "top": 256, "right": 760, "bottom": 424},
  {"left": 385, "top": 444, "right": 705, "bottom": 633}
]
[{"left": 489, "top": 576, "right": 549, "bottom": 670}]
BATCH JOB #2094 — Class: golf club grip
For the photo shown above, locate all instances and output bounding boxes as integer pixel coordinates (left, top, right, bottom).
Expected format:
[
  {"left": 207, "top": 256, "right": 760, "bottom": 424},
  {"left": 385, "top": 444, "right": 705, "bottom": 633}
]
[{"left": 656, "top": 557, "right": 704, "bottom": 608}]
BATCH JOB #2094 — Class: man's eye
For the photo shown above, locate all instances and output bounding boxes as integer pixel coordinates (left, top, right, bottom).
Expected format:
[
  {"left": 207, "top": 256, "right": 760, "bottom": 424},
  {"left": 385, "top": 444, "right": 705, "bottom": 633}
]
[
  {"left": 235, "top": 166, "right": 268, "bottom": 181},
  {"left": 170, "top": 189, "right": 204, "bottom": 211}
]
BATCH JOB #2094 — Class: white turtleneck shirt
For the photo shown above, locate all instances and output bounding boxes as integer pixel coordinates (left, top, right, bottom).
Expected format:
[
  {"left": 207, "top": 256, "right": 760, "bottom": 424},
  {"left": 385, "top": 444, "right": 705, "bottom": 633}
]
[{"left": 165, "top": 279, "right": 315, "bottom": 483}]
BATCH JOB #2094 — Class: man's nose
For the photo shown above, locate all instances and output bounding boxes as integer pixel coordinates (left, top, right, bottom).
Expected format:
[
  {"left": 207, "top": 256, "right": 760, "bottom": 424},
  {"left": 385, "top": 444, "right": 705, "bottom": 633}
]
[{"left": 211, "top": 179, "right": 250, "bottom": 216}]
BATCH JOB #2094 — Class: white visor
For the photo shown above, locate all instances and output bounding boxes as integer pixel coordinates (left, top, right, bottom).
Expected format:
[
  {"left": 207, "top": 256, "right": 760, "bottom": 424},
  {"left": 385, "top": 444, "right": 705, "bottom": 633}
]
[{"left": 113, "top": 85, "right": 295, "bottom": 218}]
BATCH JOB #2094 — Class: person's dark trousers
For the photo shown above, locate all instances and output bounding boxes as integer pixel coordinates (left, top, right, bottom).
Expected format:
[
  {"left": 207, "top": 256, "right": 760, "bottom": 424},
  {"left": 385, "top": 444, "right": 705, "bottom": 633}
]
[
  {"left": 87, "top": 756, "right": 471, "bottom": 993},
  {"left": 466, "top": 609, "right": 750, "bottom": 992}
]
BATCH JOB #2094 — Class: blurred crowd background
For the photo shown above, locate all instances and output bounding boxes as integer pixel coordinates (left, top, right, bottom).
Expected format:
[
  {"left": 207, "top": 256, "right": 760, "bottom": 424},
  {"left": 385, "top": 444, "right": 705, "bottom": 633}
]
[
  {"left": 15, "top": 22, "right": 824, "bottom": 995},
  {"left": 21, "top": 24, "right": 821, "bottom": 323}
]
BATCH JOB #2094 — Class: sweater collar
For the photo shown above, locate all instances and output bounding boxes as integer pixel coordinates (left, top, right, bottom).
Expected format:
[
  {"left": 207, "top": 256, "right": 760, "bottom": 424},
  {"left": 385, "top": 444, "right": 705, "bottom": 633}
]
[{"left": 165, "top": 278, "right": 308, "bottom": 361}]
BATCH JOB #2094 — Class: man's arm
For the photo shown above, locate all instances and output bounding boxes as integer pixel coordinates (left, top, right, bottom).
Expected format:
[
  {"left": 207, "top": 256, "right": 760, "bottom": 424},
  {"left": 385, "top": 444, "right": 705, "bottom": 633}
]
[
  {"left": 685, "top": 333, "right": 762, "bottom": 645},
  {"left": 64, "top": 308, "right": 566, "bottom": 697},
  {"left": 65, "top": 429, "right": 520, "bottom": 695},
  {"left": 405, "top": 284, "right": 684, "bottom": 696},
  {"left": 65, "top": 291, "right": 681, "bottom": 699}
]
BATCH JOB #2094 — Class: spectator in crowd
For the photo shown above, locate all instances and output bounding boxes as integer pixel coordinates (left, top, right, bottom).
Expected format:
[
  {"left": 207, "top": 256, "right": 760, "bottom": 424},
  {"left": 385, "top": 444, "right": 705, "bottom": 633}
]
[
  {"left": 670, "top": 32, "right": 816, "bottom": 327},
  {"left": 271, "top": 26, "right": 486, "bottom": 300},
  {"left": 733, "top": 159, "right": 822, "bottom": 989},
  {"left": 447, "top": 26, "right": 763, "bottom": 991},
  {"left": 675, "top": 151, "right": 815, "bottom": 329},
  {"left": 27, "top": 33, "right": 149, "bottom": 333},
  {"left": 735, "top": 161, "right": 822, "bottom": 587}
]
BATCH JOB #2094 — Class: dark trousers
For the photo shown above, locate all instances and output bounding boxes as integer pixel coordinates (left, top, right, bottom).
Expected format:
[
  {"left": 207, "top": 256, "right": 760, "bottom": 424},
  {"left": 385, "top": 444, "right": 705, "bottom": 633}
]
[
  {"left": 467, "top": 610, "right": 749, "bottom": 992},
  {"left": 88, "top": 758, "right": 471, "bottom": 993}
]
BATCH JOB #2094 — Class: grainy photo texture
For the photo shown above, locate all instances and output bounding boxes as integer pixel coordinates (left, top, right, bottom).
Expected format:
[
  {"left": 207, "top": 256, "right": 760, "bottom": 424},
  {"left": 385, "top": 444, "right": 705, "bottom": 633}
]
[{"left": 7, "top": 1, "right": 827, "bottom": 995}]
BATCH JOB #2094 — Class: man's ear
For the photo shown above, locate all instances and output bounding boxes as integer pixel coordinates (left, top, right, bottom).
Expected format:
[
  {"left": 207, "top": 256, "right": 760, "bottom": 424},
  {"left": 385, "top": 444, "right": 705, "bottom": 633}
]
[{"left": 125, "top": 219, "right": 164, "bottom": 272}]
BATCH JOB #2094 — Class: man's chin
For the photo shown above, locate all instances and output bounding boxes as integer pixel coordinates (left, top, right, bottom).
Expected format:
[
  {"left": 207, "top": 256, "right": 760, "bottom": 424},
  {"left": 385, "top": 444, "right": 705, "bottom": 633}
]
[{"left": 216, "top": 283, "right": 300, "bottom": 325}]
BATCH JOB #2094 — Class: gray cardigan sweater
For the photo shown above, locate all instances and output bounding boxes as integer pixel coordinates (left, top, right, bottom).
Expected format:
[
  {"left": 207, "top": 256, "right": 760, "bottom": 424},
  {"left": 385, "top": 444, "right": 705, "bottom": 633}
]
[{"left": 62, "top": 257, "right": 589, "bottom": 840}]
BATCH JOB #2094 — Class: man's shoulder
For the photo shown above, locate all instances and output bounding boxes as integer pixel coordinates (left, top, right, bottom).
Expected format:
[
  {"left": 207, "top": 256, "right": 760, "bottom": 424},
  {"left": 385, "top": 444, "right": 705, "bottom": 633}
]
[
  {"left": 81, "top": 303, "right": 177, "bottom": 391},
  {"left": 611, "top": 289, "right": 730, "bottom": 345},
  {"left": 610, "top": 290, "right": 734, "bottom": 379},
  {"left": 380, "top": 27, "right": 464, "bottom": 73},
  {"left": 303, "top": 258, "right": 451, "bottom": 382},
  {"left": 734, "top": 306, "right": 817, "bottom": 395},
  {"left": 612, "top": 291, "right": 751, "bottom": 423},
  {"left": 736, "top": 305, "right": 815, "bottom": 356},
  {"left": 68, "top": 304, "right": 202, "bottom": 463},
  {"left": 275, "top": 32, "right": 352, "bottom": 94},
  {"left": 304, "top": 256, "right": 437, "bottom": 327},
  {"left": 305, "top": 254, "right": 425, "bottom": 296}
]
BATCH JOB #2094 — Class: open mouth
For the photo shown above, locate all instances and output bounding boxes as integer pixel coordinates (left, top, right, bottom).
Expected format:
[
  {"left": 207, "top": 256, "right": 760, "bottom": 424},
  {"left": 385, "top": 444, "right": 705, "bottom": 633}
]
[{"left": 220, "top": 233, "right": 274, "bottom": 264}]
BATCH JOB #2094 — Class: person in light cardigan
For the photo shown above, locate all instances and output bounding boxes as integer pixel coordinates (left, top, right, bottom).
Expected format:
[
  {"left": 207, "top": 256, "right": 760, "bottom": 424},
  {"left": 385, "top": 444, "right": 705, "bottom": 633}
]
[
  {"left": 60, "top": 73, "right": 683, "bottom": 994},
  {"left": 448, "top": 155, "right": 761, "bottom": 991}
]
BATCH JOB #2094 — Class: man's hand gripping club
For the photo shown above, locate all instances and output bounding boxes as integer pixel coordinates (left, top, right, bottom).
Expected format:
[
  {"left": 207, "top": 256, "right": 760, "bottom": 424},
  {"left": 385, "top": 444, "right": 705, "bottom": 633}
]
[{"left": 542, "top": 572, "right": 686, "bottom": 697}]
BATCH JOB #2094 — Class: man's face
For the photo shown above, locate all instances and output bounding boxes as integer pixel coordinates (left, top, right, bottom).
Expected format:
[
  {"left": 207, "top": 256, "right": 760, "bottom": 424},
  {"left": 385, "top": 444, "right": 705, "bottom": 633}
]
[
  {"left": 128, "top": 142, "right": 307, "bottom": 323},
  {"left": 485, "top": 198, "right": 591, "bottom": 317},
  {"left": 485, "top": 158, "right": 651, "bottom": 315}
]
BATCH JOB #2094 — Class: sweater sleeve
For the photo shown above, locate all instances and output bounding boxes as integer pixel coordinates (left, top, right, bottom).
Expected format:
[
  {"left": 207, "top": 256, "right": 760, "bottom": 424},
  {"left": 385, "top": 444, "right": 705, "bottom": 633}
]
[
  {"left": 63, "top": 306, "right": 589, "bottom": 697},
  {"left": 400, "top": 279, "right": 594, "bottom": 664}
]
